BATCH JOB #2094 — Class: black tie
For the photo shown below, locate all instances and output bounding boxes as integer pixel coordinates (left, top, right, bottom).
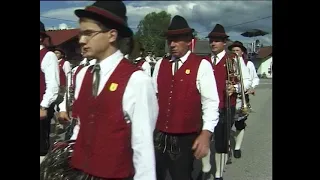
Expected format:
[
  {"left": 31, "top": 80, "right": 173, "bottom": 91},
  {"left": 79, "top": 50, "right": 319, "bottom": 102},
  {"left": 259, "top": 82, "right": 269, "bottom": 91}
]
[
  {"left": 92, "top": 64, "right": 101, "bottom": 97},
  {"left": 213, "top": 55, "right": 217, "bottom": 66},
  {"left": 174, "top": 58, "right": 180, "bottom": 74}
]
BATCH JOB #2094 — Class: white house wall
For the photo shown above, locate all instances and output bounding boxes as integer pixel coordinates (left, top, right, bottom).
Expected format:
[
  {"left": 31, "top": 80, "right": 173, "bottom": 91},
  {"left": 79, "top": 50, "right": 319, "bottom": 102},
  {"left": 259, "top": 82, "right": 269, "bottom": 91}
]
[{"left": 257, "top": 56, "right": 272, "bottom": 78}]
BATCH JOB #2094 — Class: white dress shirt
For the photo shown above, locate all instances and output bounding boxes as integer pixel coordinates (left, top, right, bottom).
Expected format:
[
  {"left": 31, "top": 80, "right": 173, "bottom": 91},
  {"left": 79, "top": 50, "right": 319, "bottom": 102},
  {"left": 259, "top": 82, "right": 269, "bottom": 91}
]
[
  {"left": 211, "top": 50, "right": 252, "bottom": 92},
  {"left": 144, "top": 56, "right": 153, "bottom": 63},
  {"left": 70, "top": 59, "right": 96, "bottom": 85},
  {"left": 40, "top": 45, "right": 60, "bottom": 108},
  {"left": 58, "top": 59, "right": 72, "bottom": 87},
  {"left": 62, "top": 50, "right": 158, "bottom": 180},
  {"left": 152, "top": 50, "right": 220, "bottom": 133},
  {"left": 247, "top": 61, "right": 260, "bottom": 88},
  {"left": 135, "top": 57, "right": 152, "bottom": 76}
]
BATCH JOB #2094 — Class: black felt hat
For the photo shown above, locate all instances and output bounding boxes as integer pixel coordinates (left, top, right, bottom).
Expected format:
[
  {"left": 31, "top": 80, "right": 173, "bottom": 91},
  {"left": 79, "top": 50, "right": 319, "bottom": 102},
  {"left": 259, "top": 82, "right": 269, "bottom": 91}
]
[
  {"left": 74, "top": 1, "right": 133, "bottom": 37},
  {"left": 164, "top": 15, "right": 194, "bottom": 37},
  {"left": 207, "top": 24, "right": 229, "bottom": 39},
  {"left": 228, "top": 40, "right": 247, "bottom": 53}
]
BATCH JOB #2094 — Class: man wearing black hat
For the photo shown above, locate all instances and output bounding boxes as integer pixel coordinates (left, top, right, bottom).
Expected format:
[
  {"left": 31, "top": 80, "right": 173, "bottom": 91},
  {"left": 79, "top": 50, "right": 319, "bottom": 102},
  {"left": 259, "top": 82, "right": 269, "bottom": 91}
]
[
  {"left": 40, "top": 21, "right": 60, "bottom": 163},
  {"left": 52, "top": 47, "right": 72, "bottom": 112},
  {"left": 53, "top": 47, "right": 72, "bottom": 90},
  {"left": 58, "top": 1, "right": 158, "bottom": 180},
  {"left": 201, "top": 24, "right": 252, "bottom": 180},
  {"left": 228, "top": 41, "right": 259, "bottom": 159},
  {"left": 152, "top": 15, "right": 220, "bottom": 180}
]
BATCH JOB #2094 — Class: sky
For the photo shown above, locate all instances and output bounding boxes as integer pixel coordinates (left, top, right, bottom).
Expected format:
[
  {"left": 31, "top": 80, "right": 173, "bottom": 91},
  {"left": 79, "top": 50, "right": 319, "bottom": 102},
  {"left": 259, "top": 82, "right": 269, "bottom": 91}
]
[{"left": 40, "top": 1, "right": 272, "bottom": 46}]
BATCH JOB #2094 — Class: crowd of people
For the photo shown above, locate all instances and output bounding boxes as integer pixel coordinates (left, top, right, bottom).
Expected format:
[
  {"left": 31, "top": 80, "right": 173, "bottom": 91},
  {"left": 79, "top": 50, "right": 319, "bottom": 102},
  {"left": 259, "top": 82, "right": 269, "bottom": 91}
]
[{"left": 40, "top": 1, "right": 260, "bottom": 180}]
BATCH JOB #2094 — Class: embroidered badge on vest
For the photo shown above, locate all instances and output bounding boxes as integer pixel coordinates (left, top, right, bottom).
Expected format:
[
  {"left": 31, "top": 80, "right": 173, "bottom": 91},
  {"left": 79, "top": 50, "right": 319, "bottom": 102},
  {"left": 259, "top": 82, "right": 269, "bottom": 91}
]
[{"left": 109, "top": 83, "right": 118, "bottom": 91}]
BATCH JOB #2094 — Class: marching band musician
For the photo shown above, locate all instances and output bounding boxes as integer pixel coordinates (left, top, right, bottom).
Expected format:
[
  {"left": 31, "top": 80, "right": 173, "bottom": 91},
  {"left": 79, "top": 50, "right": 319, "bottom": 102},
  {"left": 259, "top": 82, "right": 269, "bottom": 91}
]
[
  {"left": 53, "top": 47, "right": 72, "bottom": 91},
  {"left": 53, "top": 47, "right": 72, "bottom": 110},
  {"left": 58, "top": 1, "right": 158, "bottom": 179},
  {"left": 228, "top": 41, "right": 259, "bottom": 159},
  {"left": 202, "top": 24, "right": 252, "bottom": 180},
  {"left": 243, "top": 52, "right": 259, "bottom": 109},
  {"left": 135, "top": 47, "right": 152, "bottom": 76},
  {"left": 40, "top": 21, "right": 60, "bottom": 163},
  {"left": 152, "top": 15, "right": 220, "bottom": 180}
]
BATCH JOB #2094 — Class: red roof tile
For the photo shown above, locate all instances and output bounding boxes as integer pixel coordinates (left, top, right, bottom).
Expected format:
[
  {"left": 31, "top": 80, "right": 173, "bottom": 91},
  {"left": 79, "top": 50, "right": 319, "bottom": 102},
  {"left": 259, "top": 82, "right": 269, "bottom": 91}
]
[
  {"left": 44, "top": 29, "right": 79, "bottom": 46},
  {"left": 256, "top": 46, "right": 272, "bottom": 59}
]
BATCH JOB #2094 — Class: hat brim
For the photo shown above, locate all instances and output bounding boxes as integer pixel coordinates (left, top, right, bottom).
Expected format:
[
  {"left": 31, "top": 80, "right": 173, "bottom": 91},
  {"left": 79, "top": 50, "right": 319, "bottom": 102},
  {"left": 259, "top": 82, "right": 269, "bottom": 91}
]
[
  {"left": 164, "top": 28, "right": 194, "bottom": 37},
  {"left": 206, "top": 32, "right": 229, "bottom": 39},
  {"left": 75, "top": 9, "right": 133, "bottom": 38},
  {"left": 228, "top": 44, "right": 247, "bottom": 52}
]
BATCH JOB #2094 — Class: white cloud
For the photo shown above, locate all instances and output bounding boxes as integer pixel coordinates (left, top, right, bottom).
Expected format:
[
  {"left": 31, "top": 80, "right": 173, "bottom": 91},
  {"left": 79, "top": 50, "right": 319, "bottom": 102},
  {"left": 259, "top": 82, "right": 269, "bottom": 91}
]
[{"left": 41, "top": 1, "right": 272, "bottom": 45}]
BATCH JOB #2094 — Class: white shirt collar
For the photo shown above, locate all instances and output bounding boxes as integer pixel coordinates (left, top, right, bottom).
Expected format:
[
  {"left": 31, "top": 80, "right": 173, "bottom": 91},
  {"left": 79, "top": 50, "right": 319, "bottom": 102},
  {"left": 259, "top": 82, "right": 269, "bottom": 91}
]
[
  {"left": 97, "top": 50, "right": 123, "bottom": 75},
  {"left": 170, "top": 50, "right": 191, "bottom": 63}
]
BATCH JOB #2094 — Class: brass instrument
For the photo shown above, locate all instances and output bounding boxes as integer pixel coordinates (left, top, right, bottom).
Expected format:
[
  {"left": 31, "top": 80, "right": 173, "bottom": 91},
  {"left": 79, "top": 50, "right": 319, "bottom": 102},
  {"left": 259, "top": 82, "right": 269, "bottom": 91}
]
[
  {"left": 233, "top": 53, "right": 249, "bottom": 115},
  {"left": 225, "top": 53, "right": 249, "bottom": 116},
  {"left": 224, "top": 53, "right": 235, "bottom": 167},
  {"left": 223, "top": 53, "right": 249, "bottom": 165}
]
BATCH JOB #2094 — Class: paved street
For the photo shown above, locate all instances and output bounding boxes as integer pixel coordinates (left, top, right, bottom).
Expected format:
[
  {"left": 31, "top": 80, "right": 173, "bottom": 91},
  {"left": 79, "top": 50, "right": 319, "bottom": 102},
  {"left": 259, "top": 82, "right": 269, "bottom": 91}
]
[
  {"left": 221, "top": 78, "right": 272, "bottom": 180},
  {"left": 49, "top": 78, "right": 272, "bottom": 180},
  {"left": 191, "top": 78, "right": 273, "bottom": 180}
]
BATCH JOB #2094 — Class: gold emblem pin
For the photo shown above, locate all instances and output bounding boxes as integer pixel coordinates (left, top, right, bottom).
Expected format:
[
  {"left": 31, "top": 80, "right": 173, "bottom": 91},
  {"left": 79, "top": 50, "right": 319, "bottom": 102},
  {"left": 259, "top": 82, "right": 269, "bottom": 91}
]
[
  {"left": 185, "top": 69, "right": 190, "bottom": 74},
  {"left": 109, "top": 83, "right": 118, "bottom": 91}
]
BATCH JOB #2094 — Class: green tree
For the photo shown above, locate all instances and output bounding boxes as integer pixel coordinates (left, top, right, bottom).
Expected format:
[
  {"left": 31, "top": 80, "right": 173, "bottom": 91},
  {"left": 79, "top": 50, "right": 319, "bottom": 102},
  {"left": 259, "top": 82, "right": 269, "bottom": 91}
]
[
  {"left": 193, "top": 30, "right": 200, "bottom": 40},
  {"left": 135, "top": 11, "right": 171, "bottom": 56}
]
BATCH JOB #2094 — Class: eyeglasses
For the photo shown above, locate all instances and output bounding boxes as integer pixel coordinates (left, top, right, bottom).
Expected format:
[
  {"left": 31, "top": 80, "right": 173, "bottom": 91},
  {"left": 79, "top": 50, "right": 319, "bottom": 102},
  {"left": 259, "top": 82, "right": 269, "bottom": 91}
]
[{"left": 78, "top": 29, "right": 110, "bottom": 39}]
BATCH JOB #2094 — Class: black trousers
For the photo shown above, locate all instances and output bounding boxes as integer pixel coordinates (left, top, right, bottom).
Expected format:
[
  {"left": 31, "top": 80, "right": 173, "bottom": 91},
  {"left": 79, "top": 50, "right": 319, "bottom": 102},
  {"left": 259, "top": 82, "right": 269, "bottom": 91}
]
[
  {"left": 214, "top": 107, "right": 236, "bottom": 153},
  {"left": 40, "top": 106, "right": 54, "bottom": 156},
  {"left": 245, "top": 94, "right": 250, "bottom": 104},
  {"left": 154, "top": 130, "right": 198, "bottom": 180}
]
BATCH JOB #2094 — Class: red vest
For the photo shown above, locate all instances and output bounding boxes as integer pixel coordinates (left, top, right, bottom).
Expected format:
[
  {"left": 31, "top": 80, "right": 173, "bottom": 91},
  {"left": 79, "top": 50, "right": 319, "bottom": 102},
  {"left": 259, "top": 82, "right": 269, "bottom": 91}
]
[
  {"left": 204, "top": 54, "right": 237, "bottom": 108},
  {"left": 71, "top": 59, "right": 138, "bottom": 178},
  {"left": 40, "top": 48, "right": 48, "bottom": 103},
  {"left": 156, "top": 53, "right": 202, "bottom": 134},
  {"left": 58, "top": 59, "right": 67, "bottom": 87}
]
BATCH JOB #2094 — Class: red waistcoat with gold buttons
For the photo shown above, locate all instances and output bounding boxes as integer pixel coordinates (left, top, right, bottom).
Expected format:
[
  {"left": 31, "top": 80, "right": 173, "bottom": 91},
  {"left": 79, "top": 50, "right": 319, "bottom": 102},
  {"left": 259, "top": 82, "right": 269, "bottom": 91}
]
[
  {"left": 156, "top": 53, "right": 202, "bottom": 134},
  {"left": 71, "top": 59, "right": 138, "bottom": 178}
]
